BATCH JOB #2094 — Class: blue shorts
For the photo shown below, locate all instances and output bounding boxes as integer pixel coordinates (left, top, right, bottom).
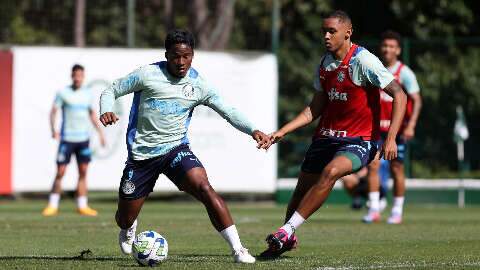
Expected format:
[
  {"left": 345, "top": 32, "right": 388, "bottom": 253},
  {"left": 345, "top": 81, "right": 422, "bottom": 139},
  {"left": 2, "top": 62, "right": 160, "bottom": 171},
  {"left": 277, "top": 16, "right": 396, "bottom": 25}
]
[
  {"left": 119, "top": 144, "right": 204, "bottom": 200},
  {"left": 377, "top": 132, "right": 407, "bottom": 162},
  {"left": 301, "top": 136, "right": 378, "bottom": 174},
  {"left": 56, "top": 140, "right": 91, "bottom": 165}
]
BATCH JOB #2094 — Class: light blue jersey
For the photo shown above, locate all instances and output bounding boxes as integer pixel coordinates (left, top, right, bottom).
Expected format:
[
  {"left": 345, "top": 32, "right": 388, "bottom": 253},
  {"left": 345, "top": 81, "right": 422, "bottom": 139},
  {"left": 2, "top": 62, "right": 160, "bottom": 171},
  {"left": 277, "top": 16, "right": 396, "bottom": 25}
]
[
  {"left": 387, "top": 61, "right": 420, "bottom": 94},
  {"left": 54, "top": 85, "right": 93, "bottom": 142},
  {"left": 100, "top": 61, "right": 256, "bottom": 161}
]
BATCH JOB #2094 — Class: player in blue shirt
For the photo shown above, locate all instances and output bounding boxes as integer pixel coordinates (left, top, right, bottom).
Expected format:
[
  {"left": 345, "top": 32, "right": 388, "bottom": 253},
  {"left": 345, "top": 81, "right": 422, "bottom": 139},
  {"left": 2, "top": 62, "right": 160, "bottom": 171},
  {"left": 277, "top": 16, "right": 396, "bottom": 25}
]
[
  {"left": 43, "top": 64, "right": 106, "bottom": 217},
  {"left": 100, "top": 29, "right": 270, "bottom": 263}
]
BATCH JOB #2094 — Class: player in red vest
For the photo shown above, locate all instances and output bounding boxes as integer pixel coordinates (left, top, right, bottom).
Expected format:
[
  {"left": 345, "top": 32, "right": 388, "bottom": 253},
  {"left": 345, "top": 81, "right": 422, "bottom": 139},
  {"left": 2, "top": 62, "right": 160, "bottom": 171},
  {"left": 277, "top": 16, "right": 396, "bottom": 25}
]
[
  {"left": 363, "top": 31, "right": 422, "bottom": 224},
  {"left": 259, "top": 11, "right": 407, "bottom": 259}
]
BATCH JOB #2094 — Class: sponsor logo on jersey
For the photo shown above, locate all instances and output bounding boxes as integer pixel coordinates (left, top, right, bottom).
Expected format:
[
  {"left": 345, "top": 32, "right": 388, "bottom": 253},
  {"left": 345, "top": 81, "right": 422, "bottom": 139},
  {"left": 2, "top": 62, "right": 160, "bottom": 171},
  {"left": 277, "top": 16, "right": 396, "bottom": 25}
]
[
  {"left": 327, "top": 88, "right": 348, "bottom": 101},
  {"left": 182, "top": 84, "right": 195, "bottom": 98},
  {"left": 319, "top": 127, "right": 347, "bottom": 137}
]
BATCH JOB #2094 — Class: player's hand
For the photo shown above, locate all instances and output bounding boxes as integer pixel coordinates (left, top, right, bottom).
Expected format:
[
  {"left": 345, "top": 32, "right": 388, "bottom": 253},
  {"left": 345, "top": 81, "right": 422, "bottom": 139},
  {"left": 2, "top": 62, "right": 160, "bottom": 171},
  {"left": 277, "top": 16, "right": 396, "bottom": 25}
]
[
  {"left": 381, "top": 137, "right": 397, "bottom": 161},
  {"left": 52, "top": 131, "right": 60, "bottom": 140},
  {"left": 100, "top": 112, "right": 119, "bottom": 126},
  {"left": 264, "top": 130, "right": 286, "bottom": 150},
  {"left": 402, "top": 125, "right": 415, "bottom": 141},
  {"left": 252, "top": 130, "right": 270, "bottom": 149}
]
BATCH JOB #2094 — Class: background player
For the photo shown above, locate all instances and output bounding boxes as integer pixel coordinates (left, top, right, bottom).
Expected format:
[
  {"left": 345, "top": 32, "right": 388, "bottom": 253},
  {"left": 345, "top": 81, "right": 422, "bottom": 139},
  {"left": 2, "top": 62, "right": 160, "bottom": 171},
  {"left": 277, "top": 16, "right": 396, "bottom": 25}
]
[
  {"left": 42, "top": 64, "right": 106, "bottom": 217},
  {"left": 259, "top": 10, "right": 407, "bottom": 259},
  {"left": 99, "top": 29, "right": 269, "bottom": 264},
  {"left": 363, "top": 30, "right": 422, "bottom": 224}
]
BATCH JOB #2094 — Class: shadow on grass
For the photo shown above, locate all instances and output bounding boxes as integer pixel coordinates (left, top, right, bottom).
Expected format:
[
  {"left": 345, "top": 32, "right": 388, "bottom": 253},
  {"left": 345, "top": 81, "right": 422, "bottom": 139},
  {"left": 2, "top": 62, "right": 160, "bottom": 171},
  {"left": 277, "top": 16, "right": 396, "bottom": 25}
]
[{"left": 0, "top": 249, "right": 129, "bottom": 262}]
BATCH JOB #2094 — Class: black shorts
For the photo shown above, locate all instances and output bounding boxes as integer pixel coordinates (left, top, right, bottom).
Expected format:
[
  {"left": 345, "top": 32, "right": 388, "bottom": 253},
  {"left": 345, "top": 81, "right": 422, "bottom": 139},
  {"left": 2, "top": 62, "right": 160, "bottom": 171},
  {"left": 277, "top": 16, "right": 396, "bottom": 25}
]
[
  {"left": 56, "top": 140, "right": 91, "bottom": 165},
  {"left": 301, "top": 136, "right": 378, "bottom": 174},
  {"left": 119, "top": 144, "right": 204, "bottom": 200}
]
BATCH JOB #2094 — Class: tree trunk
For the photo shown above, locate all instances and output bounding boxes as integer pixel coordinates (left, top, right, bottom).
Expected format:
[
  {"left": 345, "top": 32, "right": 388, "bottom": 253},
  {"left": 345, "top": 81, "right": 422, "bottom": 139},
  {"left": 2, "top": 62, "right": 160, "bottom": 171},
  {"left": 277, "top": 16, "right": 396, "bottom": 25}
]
[
  {"left": 164, "top": 0, "right": 174, "bottom": 31},
  {"left": 209, "top": 0, "right": 235, "bottom": 50},
  {"left": 74, "top": 0, "right": 86, "bottom": 47},
  {"left": 189, "top": 0, "right": 210, "bottom": 49}
]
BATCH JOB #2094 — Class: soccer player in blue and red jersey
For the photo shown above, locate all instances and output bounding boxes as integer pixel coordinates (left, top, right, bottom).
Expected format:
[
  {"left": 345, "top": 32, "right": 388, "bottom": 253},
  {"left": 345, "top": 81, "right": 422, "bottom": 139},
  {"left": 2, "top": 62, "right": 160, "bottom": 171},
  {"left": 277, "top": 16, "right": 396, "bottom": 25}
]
[
  {"left": 259, "top": 11, "right": 407, "bottom": 259},
  {"left": 363, "top": 31, "right": 422, "bottom": 224}
]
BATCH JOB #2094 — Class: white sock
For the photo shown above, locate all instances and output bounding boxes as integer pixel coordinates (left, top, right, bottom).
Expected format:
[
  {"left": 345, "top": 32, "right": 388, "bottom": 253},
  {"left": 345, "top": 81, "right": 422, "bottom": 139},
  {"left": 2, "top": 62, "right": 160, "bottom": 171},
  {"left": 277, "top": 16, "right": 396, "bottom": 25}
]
[
  {"left": 77, "top": 196, "right": 88, "bottom": 209},
  {"left": 48, "top": 193, "right": 60, "bottom": 208},
  {"left": 280, "top": 211, "right": 305, "bottom": 238},
  {"left": 220, "top": 225, "right": 243, "bottom": 252},
  {"left": 391, "top": 196, "right": 405, "bottom": 216},
  {"left": 368, "top": 192, "right": 380, "bottom": 213}
]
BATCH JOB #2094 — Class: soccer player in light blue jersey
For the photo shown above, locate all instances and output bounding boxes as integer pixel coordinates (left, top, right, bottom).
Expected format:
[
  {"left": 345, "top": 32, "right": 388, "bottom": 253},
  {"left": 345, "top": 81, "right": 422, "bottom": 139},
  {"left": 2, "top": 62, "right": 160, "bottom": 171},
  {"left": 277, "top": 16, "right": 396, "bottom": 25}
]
[
  {"left": 43, "top": 64, "right": 106, "bottom": 217},
  {"left": 99, "top": 29, "right": 270, "bottom": 263}
]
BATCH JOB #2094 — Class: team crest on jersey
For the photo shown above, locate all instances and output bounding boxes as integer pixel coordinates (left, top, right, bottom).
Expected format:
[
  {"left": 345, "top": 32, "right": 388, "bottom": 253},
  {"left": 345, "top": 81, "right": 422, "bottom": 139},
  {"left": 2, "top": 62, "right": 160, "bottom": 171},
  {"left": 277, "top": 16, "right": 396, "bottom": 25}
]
[
  {"left": 337, "top": 71, "right": 345, "bottom": 82},
  {"left": 182, "top": 84, "right": 195, "bottom": 98}
]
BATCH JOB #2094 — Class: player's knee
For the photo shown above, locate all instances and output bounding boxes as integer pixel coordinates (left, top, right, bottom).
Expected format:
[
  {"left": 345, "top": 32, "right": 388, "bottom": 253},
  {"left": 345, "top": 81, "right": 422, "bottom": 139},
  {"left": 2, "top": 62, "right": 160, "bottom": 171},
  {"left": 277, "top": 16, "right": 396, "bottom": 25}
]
[
  {"left": 198, "top": 182, "right": 215, "bottom": 197},
  {"left": 55, "top": 171, "right": 65, "bottom": 179},
  {"left": 390, "top": 162, "right": 404, "bottom": 176},
  {"left": 368, "top": 160, "right": 380, "bottom": 170},
  {"left": 321, "top": 167, "right": 340, "bottom": 183}
]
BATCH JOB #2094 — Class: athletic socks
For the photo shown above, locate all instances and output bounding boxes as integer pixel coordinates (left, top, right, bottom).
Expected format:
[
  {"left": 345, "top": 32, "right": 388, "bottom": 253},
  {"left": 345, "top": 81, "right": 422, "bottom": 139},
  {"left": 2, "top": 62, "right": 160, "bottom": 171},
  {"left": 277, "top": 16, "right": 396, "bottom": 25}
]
[
  {"left": 48, "top": 193, "right": 61, "bottom": 208},
  {"left": 280, "top": 211, "right": 305, "bottom": 238},
  {"left": 220, "top": 225, "right": 243, "bottom": 252},
  {"left": 77, "top": 195, "right": 88, "bottom": 209},
  {"left": 368, "top": 191, "right": 380, "bottom": 212},
  {"left": 391, "top": 196, "right": 405, "bottom": 216}
]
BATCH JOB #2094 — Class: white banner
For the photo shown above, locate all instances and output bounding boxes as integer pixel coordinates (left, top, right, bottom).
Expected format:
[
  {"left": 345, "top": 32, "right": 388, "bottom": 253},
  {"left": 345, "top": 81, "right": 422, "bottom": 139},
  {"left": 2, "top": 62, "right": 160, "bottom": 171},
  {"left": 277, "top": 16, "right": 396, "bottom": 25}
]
[{"left": 11, "top": 47, "right": 277, "bottom": 193}]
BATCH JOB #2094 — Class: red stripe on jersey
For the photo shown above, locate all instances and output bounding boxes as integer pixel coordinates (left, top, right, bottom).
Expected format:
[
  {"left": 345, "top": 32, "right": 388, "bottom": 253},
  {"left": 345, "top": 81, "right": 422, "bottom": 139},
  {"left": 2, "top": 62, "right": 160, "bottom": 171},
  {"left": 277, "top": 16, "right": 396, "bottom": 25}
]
[
  {"left": 0, "top": 50, "right": 13, "bottom": 195},
  {"left": 314, "top": 44, "right": 380, "bottom": 141},
  {"left": 379, "top": 62, "right": 414, "bottom": 132}
]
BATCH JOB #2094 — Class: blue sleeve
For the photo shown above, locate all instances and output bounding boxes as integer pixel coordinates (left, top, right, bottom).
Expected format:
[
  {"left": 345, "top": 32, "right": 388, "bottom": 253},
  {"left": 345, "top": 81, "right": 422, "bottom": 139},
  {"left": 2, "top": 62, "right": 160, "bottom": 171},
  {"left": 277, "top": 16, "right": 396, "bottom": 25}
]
[
  {"left": 53, "top": 92, "right": 63, "bottom": 108},
  {"left": 100, "top": 67, "right": 144, "bottom": 114},
  {"left": 199, "top": 79, "right": 256, "bottom": 135},
  {"left": 399, "top": 66, "right": 420, "bottom": 94}
]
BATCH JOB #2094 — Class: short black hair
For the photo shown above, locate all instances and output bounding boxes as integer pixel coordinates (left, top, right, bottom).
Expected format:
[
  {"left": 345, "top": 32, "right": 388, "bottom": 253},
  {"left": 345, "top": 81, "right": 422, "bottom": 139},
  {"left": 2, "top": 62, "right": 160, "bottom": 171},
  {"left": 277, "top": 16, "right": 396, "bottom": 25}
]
[
  {"left": 325, "top": 10, "right": 352, "bottom": 26},
  {"left": 381, "top": 30, "right": 402, "bottom": 46},
  {"left": 165, "top": 29, "right": 195, "bottom": 51},
  {"left": 72, "top": 64, "right": 84, "bottom": 73}
]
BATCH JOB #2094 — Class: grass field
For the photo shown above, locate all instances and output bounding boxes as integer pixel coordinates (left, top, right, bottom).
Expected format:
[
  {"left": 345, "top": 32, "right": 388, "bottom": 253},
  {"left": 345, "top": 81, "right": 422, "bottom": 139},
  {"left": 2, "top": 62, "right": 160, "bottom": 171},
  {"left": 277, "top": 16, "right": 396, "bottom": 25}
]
[{"left": 1, "top": 198, "right": 479, "bottom": 269}]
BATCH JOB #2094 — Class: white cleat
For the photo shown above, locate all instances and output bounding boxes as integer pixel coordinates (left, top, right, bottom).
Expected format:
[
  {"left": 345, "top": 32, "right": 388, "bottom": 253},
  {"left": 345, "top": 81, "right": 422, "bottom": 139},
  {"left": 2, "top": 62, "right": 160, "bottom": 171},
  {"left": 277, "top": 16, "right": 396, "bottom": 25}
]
[
  {"left": 118, "top": 219, "right": 137, "bottom": 255},
  {"left": 233, "top": 247, "right": 256, "bottom": 263},
  {"left": 387, "top": 214, "right": 403, "bottom": 224}
]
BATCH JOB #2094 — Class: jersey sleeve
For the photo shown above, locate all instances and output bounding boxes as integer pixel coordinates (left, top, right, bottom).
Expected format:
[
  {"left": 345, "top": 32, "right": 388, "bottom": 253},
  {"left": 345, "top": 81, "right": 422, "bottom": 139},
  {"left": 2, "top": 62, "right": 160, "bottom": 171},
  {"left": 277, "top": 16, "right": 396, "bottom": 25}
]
[
  {"left": 53, "top": 92, "right": 63, "bottom": 108},
  {"left": 399, "top": 66, "right": 420, "bottom": 94},
  {"left": 100, "top": 67, "right": 144, "bottom": 115},
  {"left": 313, "top": 64, "right": 323, "bottom": 92},
  {"left": 357, "top": 50, "right": 394, "bottom": 89},
  {"left": 198, "top": 78, "right": 256, "bottom": 136}
]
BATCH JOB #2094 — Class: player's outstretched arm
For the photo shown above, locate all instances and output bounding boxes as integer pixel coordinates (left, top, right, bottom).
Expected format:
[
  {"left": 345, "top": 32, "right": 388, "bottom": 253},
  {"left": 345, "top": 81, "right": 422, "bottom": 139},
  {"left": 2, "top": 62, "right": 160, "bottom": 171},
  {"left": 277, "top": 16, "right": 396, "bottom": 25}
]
[
  {"left": 381, "top": 80, "right": 407, "bottom": 160},
  {"left": 265, "top": 91, "right": 326, "bottom": 149},
  {"left": 99, "top": 69, "right": 144, "bottom": 127}
]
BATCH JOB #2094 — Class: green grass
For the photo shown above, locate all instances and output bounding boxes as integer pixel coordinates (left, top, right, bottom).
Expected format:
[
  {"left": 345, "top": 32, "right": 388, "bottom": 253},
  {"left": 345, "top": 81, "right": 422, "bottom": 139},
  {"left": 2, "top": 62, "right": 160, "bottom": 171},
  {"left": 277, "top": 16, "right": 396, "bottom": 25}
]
[{"left": 0, "top": 198, "right": 479, "bottom": 269}]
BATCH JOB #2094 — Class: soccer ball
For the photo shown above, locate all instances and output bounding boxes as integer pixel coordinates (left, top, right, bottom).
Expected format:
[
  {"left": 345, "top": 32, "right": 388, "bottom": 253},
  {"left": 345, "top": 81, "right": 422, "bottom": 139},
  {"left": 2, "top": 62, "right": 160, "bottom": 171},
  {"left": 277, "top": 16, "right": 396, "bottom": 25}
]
[{"left": 132, "top": 231, "right": 168, "bottom": 266}]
